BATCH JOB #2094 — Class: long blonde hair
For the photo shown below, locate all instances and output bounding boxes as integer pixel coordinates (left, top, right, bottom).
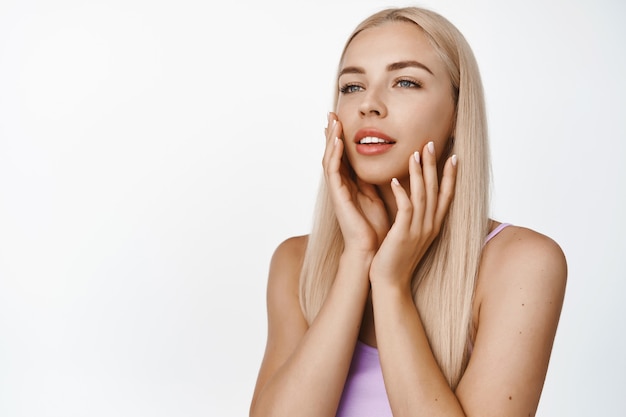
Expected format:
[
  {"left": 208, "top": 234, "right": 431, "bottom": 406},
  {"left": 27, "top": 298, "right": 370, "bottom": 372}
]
[{"left": 299, "top": 7, "right": 491, "bottom": 390}]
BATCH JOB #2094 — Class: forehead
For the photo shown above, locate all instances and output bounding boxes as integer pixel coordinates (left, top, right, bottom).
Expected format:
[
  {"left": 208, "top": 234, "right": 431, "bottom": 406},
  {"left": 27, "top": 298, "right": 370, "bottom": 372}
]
[{"left": 341, "top": 21, "right": 442, "bottom": 72}]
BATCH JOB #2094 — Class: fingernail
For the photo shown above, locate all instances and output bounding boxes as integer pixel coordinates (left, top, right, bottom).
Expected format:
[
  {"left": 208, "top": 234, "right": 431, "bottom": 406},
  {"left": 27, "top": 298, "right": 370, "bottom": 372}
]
[
  {"left": 391, "top": 177, "right": 400, "bottom": 186},
  {"left": 334, "top": 137, "right": 339, "bottom": 145},
  {"left": 451, "top": 154, "right": 458, "bottom": 166},
  {"left": 427, "top": 141, "right": 435, "bottom": 155},
  {"left": 413, "top": 151, "right": 420, "bottom": 163},
  {"left": 332, "top": 119, "right": 337, "bottom": 128}
]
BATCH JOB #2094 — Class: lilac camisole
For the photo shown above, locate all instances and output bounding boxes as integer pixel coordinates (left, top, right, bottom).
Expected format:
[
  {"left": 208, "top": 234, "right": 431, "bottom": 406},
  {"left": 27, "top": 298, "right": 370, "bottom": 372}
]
[
  {"left": 335, "top": 341, "right": 393, "bottom": 417},
  {"left": 335, "top": 223, "right": 512, "bottom": 417}
]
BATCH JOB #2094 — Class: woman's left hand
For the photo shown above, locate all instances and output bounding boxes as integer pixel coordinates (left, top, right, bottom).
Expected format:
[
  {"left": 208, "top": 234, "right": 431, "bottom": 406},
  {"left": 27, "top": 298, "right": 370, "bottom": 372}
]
[{"left": 369, "top": 141, "right": 458, "bottom": 290}]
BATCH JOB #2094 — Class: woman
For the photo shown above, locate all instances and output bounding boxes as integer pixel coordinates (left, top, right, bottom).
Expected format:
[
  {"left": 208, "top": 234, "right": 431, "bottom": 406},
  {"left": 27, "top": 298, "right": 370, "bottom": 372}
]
[{"left": 250, "top": 6, "right": 566, "bottom": 417}]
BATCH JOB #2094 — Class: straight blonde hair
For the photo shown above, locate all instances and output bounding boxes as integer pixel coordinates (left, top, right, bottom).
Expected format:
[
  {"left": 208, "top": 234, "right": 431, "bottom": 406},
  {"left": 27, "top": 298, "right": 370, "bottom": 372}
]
[{"left": 299, "top": 7, "right": 491, "bottom": 390}]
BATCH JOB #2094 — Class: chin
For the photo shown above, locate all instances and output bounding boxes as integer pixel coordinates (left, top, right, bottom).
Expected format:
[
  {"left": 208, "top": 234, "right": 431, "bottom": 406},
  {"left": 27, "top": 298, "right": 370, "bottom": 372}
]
[
  {"left": 357, "top": 176, "right": 391, "bottom": 187},
  {"left": 350, "top": 160, "right": 408, "bottom": 187},
  {"left": 352, "top": 168, "right": 400, "bottom": 187},
  {"left": 347, "top": 148, "right": 412, "bottom": 182}
]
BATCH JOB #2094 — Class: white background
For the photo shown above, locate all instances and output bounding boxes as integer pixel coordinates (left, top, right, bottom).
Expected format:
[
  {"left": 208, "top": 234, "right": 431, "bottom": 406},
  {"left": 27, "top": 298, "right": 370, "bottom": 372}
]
[{"left": 0, "top": 0, "right": 624, "bottom": 415}]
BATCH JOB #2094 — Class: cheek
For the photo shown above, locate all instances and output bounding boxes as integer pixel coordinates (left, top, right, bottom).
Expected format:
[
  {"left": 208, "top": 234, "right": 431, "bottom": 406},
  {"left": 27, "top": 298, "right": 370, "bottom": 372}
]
[
  {"left": 335, "top": 95, "right": 350, "bottom": 119},
  {"left": 335, "top": 106, "right": 355, "bottom": 140},
  {"left": 412, "top": 99, "right": 455, "bottom": 138}
]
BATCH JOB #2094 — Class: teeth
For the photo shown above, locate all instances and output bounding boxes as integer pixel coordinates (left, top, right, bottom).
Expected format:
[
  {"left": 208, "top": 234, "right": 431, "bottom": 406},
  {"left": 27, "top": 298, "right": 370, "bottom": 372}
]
[{"left": 359, "top": 136, "right": 391, "bottom": 144}]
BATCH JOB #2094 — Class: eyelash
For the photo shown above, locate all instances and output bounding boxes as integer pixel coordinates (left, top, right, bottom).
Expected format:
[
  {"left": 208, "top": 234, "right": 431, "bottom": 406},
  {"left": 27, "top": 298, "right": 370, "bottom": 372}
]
[
  {"left": 338, "top": 79, "right": 423, "bottom": 94},
  {"left": 339, "top": 83, "right": 363, "bottom": 94},
  {"left": 395, "top": 78, "right": 422, "bottom": 89}
]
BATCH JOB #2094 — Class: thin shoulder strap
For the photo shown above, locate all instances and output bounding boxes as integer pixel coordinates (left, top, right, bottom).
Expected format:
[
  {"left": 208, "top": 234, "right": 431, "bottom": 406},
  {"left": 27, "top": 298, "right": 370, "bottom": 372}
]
[{"left": 484, "top": 222, "right": 512, "bottom": 245}]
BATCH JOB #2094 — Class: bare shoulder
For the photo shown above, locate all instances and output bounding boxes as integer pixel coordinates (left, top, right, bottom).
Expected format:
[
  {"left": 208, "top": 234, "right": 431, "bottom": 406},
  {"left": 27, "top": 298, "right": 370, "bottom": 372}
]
[
  {"left": 270, "top": 234, "right": 308, "bottom": 269},
  {"left": 268, "top": 234, "right": 309, "bottom": 292},
  {"left": 458, "top": 225, "right": 567, "bottom": 415},
  {"left": 477, "top": 225, "right": 567, "bottom": 303},
  {"left": 265, "top": 234, "right": 310, "bottom": 335},
  {"left": 251, "top": 235, "right": 310, "bottom": 409}
]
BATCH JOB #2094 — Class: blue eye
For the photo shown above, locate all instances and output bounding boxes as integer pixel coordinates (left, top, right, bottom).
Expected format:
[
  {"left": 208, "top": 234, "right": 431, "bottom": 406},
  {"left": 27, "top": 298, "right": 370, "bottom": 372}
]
[
  {"left": 396, "top": 79, "right": 421, "bottom": 88},
  {"left": 339, "top": 84, "right": 363, "bottom": 94}
]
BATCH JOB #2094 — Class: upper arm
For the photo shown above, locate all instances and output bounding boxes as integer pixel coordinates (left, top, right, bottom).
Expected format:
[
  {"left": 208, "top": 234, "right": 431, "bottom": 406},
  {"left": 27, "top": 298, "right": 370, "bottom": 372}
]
[
  {"left": 456, "top": 227, "right": 567, "bottom": 417},
  {"left": 250, "top": 235, "right": 310, "bottom": 410}
]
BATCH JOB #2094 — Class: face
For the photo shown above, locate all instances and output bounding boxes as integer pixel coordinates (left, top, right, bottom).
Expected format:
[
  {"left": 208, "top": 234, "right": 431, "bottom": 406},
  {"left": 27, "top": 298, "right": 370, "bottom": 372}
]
[{"left": 336, "top": 21, "right": 456, "bottom": 185}]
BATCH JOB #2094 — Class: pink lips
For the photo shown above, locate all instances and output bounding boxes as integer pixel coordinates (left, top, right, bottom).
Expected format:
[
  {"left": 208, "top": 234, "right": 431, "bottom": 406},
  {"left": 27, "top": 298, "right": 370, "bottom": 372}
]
[{"left": 354, "top": 128, "right": 396, "bottom": 156}]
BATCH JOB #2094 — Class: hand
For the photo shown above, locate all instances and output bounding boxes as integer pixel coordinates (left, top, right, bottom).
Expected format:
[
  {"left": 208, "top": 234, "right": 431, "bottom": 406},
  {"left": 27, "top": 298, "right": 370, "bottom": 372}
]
[
  {"left": 369, "top": 141, "right": 458, "bottom": 289},
  {"left": 322, "top": 113, "right": 389, "bottom": 254}
]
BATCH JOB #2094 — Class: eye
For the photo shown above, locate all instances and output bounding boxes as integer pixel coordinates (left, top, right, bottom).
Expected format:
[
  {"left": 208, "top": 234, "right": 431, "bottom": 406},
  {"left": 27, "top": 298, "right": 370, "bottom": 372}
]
[
  {"left": 395, "top": 79, "right": 422, "bottom": 89},
  {"left": 339, "top": 83, "right": 364, "bottom": 94}
]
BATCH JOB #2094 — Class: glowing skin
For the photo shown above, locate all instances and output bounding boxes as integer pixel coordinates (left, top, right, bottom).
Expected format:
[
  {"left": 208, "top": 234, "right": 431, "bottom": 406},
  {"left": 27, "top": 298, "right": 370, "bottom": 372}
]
[
  {"left": 336, "top": 21, "right": 456, "bottom": 186},
  {"left": 250, "top": 12, "right": 566, "bottom": 417}
]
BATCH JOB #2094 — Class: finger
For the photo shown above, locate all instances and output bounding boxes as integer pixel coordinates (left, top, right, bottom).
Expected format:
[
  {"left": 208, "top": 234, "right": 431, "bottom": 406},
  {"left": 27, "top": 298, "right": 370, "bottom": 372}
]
[
  {"left": 325, "top": 138, "right": 359, "bottom": 221},
  {"left": 434, "top": 154, "right": 458, "bottom": 227},
  {"left": 322, "top": 117, "right": 339, "bottom": 169},
  {"left": 409, "top": 151, "right": 426, "bottom": 232},
  {"left": 324, "top": 112, "right": 331, "bottom": 137},
  {"left": 322, "top": 114, "right": 344, "bottom": 173},
  {"left": 325, "top": 137, "right": 344, "bottom": 188},
  {"left": 326, "top": 112, "right": 339, "bottom": 142},
  {"left": 421, "top": 141, "right": 439, "bottom": 227},
  {"left": 390, "top": 177, "right": 412, "bottom": 231}
]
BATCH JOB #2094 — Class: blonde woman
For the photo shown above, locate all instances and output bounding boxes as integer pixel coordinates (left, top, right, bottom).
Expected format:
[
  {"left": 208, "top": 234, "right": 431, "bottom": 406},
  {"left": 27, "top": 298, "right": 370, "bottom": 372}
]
[{"left": 250, "top": 6, "right": 566, "bottom": 417}]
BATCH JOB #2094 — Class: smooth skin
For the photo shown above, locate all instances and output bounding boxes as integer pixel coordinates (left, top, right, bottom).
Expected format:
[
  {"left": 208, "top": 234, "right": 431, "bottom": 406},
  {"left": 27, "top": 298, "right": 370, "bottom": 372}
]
[{"left": 250, "top": 21, "right": 566, "bottom": 417}]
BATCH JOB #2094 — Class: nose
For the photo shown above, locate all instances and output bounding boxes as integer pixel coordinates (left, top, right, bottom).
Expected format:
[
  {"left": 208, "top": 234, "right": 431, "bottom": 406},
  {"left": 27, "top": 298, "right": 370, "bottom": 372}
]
[{"left": 358, "top": 87, "right": 387, "bottom": 118}]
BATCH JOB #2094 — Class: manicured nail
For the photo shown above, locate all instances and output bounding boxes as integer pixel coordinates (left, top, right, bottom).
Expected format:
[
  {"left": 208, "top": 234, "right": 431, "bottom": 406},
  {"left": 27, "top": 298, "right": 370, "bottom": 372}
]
[
  {"left": 451, "top": 154, "right": 458, "bottom": 166},
  {"left": 391, "top": 177, "right": 400, "bottom": 186},
  {"left": 427, "top": 141, "right": 435, "bottom": 155},
  {"left": 413, "top": 151, "right": 420, "bottom": 164},
  {"left": 332, "top": 119, "right": 337, "bottom": 128}
]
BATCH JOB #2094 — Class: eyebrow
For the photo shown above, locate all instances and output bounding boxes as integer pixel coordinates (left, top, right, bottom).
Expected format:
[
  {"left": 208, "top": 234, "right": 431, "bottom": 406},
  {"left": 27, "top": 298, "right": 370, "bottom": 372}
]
[
  {"left": 338, "top": 60, "right": 434, "bottom": 78},
  {"left": 388, "top": 60, "right": 433, "bottom": 75}
]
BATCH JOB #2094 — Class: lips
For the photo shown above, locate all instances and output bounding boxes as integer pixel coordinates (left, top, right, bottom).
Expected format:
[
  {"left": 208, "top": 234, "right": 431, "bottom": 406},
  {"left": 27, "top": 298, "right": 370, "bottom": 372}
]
[
  {"left": 358, "top": 136, "right": 393, "bottom": 144},
  {"left": 354, "top": 129, "right": 396, "bottom": 156},
  {"left": 354, "top": 129, "right": 396, "bottom": 144}
]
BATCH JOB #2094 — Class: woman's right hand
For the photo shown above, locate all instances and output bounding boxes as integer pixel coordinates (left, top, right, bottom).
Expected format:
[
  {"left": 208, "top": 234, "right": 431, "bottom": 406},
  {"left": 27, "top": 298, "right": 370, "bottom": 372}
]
[{"left": 322, "top": 112, "right": 389, "bottom": 255}]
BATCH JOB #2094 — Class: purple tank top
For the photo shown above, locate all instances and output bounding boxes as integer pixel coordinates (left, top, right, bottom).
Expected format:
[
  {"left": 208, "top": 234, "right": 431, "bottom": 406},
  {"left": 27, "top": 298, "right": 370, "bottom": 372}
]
[
  {"left": 335, "top": 223, "right": 512, "bottom": 416},
  {"left": 484, "top": 222, "right": 512, "bottom": 245},
  {"left": 336, "top": 341, "right": 392, "bottom": 417}
]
